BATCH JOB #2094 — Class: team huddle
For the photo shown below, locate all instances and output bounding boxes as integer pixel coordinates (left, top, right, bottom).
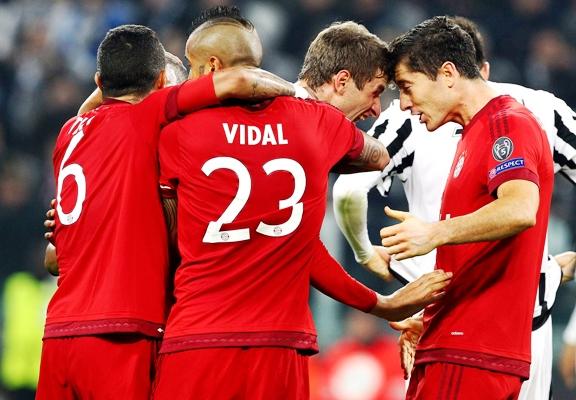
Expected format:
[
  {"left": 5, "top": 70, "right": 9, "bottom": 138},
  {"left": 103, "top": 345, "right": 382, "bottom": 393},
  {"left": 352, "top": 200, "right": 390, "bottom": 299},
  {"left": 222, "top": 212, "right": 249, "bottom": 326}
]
[{"left": 38, "top": 5, "right": 576, "bottom": 400}]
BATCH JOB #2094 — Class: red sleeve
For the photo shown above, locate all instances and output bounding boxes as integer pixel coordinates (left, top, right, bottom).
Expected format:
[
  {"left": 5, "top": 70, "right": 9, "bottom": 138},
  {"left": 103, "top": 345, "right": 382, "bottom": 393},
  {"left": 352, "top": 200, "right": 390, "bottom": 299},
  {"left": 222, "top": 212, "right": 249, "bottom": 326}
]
[
  {"left": 164, "top": 73, "right": 219, "bottom": 123},
  {"left": 158, "top": 123, "right": 181, "bottom": 199},
  {"left": 343, "top": 128, "right": 365, "bottom": 160},
  {"left": 486, "top": 111, "right": 543, "bottom": 195},
  {"left": 309, "top": 239, "right": 377, "bottom": 313},
  {"left": 318, "top": 105, "right": 364, "bottom": 166}
]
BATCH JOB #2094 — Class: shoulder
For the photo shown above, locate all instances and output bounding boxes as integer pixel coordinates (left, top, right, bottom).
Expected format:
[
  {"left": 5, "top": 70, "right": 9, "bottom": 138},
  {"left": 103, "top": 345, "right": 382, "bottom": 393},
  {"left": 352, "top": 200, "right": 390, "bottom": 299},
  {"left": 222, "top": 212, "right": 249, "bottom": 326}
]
[{"left": 278, "top": 96, "right": 348, "bottom": 119}]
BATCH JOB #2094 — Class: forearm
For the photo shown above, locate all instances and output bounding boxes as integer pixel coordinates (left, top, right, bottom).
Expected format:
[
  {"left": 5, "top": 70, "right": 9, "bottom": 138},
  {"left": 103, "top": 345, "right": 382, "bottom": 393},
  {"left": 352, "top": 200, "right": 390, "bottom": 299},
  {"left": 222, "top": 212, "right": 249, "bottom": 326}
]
[
  {"left": 333, "top": 174, "right": 378, "bottom": 263},
  {"left": 433, "top": 184, "right": 537, "bottom": 247},
  {"left": 309, "top": 242, "right": 377, "bottom": 312},
  {"left": 213, "top": 66, "right": 294, "bottom": 101},
  {"left": 336, "top": 133, "right": 389, "bottom": 173},
  {"left": 556, "top": 251, "right": 576, "bottom": 283},
  {"left": 44, "top": 243, "right": 59, "bottom": 276},
  {"left": 78, "top": 88, "right": 103, "bottom": 115}
]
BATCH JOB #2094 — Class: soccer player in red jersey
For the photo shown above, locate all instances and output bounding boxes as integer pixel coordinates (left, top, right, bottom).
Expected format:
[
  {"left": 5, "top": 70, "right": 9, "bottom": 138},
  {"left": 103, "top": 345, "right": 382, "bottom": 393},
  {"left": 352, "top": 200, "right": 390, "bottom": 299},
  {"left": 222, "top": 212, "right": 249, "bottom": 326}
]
[
  {"left": 379, "top": 17, "right": 554, "bottom": 399},
  {"left": 152, "top": 8, "right": 452, "bottom": 400},
  {"left": 37, "top": 24, "right": 296, "bottom": 400}
]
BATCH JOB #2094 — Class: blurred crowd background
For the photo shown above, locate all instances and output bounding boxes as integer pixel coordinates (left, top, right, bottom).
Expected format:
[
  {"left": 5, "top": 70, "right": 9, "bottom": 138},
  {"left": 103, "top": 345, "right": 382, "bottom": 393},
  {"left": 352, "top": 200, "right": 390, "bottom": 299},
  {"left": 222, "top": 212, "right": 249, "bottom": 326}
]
[{"left": 0, "top": 0, "right": 575, "bottom": 399}]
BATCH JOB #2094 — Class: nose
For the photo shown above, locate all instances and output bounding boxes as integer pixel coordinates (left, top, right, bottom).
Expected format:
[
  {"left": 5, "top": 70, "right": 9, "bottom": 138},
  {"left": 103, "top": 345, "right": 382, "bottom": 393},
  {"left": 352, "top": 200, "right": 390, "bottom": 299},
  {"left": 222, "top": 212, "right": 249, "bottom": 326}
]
[
  {"left": 369, "top": 96, "right": 382, "bottom": 117},
  {"left": 399, "top": 92, "right": 412, "bottom": 111}
]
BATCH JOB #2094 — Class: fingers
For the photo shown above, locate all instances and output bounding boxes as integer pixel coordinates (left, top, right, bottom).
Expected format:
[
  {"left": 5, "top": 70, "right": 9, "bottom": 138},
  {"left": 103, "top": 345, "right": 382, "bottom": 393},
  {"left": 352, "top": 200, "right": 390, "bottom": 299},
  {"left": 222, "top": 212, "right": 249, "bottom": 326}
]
[
  {"left": 373, "top": 246, "right": 391, "bottom": 263},
  {"left": 380, "top": 234, "right": 402, "bottom": 249},
  {"left": 390, "top": 317, "right": 424, "bottom": 333},
  {"left": 44, "top": 201, "right": 57, "bottom": 242},
  {"left": 384, "top": 206, "right": 410, "bottom": 222}
]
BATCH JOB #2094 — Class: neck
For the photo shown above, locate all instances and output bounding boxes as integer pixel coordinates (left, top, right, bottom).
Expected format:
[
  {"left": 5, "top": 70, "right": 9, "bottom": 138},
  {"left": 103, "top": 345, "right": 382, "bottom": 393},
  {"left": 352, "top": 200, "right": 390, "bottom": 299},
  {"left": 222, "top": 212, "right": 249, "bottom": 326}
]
[
  {"left": 111, "top": 93, "right": 147, "bottom": 104},
  {"left": 295, "top": 80, "right": 320, "bottom": 100},
  {"left": 451, "top": 79, "right": 499, "bottom": 126}
]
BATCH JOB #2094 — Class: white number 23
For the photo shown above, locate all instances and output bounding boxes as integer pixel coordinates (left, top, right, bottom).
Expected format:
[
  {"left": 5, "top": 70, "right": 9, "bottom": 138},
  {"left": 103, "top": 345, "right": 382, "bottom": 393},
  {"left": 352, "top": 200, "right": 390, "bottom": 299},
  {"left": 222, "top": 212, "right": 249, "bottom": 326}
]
[{"left": 202, "top": 157, "right": 306, "bottom": 243}]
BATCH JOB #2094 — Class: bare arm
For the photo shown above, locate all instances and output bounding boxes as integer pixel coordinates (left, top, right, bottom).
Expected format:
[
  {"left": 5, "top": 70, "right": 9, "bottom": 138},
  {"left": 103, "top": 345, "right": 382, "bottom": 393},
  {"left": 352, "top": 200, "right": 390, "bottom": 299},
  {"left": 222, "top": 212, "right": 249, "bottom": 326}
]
[
  {"left": 45, "top": 243, "right": 59, "bottom": 276},
  {"left": 369, "top": 270, "right": 451, "bottom": 321},
  {"left": 213, "top": 66, "right": 295, "bottom": 101},
  {"left": 557, "top": 251, "right": 576, "bottom": 283},
  {"left": 78, "top": 88, "right": 103, "bottom": 115},
  {"left": 333, "top": 133, "right": 389, "bottom": 173},
  {"left": 381, "top": 179, "right": 539, "bottom": 260}
]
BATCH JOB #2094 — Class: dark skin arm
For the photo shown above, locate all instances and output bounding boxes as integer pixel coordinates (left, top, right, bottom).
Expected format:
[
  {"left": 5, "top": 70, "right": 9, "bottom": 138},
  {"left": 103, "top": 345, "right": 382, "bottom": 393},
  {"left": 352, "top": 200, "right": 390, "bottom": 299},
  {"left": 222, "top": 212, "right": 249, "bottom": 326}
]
[
  {"left": 78, "top": 67, "right": 296, "bottom": 115},
  {"left": 212, "top": 66, "right": 294, "bottom": 101}
]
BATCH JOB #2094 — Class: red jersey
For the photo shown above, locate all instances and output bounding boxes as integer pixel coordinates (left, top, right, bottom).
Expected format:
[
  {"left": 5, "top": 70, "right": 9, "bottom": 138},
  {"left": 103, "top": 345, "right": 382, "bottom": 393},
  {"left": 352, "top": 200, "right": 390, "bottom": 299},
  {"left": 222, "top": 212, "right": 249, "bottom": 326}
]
[
  {"left": 158, "top": 97, "right": 364, "bottom": 353},
  {"left": 415, "top": 96, "right": 554, "bottom": 378},
  {"left": 46, "top": 75, "right": 218, "bottom": 339}
]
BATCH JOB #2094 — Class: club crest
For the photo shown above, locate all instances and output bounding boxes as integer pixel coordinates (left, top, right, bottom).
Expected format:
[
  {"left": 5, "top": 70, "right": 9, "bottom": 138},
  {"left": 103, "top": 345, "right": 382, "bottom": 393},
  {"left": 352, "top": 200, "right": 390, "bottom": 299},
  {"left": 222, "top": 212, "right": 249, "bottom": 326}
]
[
  {"left": 453, "top": 152, "right": 466, "bottom": 178},
  {"left": 492, "top": 137, "right": 513, "bottom": 161}
]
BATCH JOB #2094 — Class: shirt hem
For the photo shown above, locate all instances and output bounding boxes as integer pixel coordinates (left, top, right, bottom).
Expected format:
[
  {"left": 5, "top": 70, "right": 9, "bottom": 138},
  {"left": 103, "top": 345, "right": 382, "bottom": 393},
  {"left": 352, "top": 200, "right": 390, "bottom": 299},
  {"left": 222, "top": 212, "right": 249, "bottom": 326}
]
[
  {"left": 44, "top": 318, "right": 164, "bottom": 339},
  {"left": 160, "top": 331, "right": 319, "bottom": 354},
  {"left": 415, "top": 348, "right": 530, "bottom": 379}
]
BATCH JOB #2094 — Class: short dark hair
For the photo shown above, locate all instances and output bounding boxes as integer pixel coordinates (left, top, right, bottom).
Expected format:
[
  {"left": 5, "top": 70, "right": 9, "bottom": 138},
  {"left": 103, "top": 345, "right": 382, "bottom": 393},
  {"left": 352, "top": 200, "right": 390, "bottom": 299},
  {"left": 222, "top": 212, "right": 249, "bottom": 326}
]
[
  {"left": 298, "top": 21, "right": 389, "bottom": 90},
  {"left": 451, "top": 16, "right": 487, "bottom": 67},
  {"left": 96, "top": 24, "right": 165, "bottom": 97},
  {"left": 387, "top": 16, "right": 481, "bottom": 82},
  {"left": 190, "top": 5, "right": 254, "bottom": 33}
]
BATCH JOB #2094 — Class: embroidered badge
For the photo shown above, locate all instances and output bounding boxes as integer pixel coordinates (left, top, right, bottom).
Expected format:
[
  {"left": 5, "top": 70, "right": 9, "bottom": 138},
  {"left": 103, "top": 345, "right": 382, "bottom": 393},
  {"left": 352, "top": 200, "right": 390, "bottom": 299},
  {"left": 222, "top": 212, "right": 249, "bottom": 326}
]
[
  {"left": 453, "top": 152, "right": 466, "bottom": 178},
  {"left": 488, "top": 157, "right": 525, "bottom": 179},
  {"left": 492, "top": 136, "right": 514, "bottom": 161}
]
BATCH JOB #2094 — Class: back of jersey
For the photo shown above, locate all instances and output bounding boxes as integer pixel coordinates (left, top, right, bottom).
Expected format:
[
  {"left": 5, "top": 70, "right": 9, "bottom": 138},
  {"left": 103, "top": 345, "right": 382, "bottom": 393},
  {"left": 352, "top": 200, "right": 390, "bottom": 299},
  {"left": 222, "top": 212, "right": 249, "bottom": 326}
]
[
  {"left": 47, "top": 94, "right": 173, "bottom": 339},
  {"left": 159, "top": 96, "right": 362, "bottom": 353}
]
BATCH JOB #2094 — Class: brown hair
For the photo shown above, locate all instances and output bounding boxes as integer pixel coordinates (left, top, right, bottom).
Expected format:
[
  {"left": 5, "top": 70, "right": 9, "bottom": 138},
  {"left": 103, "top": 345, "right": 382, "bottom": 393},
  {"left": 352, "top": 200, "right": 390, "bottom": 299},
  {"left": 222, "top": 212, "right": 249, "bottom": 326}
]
[{"left": 298, "top": 21, "right": 389, "bottom": 90}]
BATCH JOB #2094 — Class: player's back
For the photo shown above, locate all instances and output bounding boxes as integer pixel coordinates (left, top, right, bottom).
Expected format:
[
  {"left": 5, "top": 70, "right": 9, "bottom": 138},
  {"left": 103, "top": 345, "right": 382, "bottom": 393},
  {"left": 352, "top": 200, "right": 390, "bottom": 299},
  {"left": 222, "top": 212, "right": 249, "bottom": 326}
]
[
  {"left": 47, "top": 93, "right": 174, "bottom": 338},
  {"left": 159, "top": 96, "right": 362, "bottom": 353}
]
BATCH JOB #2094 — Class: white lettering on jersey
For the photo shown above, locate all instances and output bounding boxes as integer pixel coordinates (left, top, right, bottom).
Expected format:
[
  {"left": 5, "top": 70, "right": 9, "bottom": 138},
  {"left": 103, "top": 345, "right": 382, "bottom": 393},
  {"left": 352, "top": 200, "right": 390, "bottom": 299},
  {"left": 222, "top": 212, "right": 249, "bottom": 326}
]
[{"left": 222, "top": 123, "right": 288, "bottom": 145}]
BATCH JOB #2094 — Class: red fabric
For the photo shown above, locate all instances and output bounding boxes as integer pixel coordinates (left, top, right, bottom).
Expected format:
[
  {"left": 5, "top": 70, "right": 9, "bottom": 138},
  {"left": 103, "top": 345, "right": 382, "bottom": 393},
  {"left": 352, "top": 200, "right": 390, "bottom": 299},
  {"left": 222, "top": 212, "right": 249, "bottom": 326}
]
[
  {"left": 158, "top": 97, "right": 362, "bottom": 353},
  {"left": 310, "top": 239, "right": 377, "bottom": 313},
  {"left": 36, "top": 335, "right": 158, "bottom": 400},
  {"left": 314, "top": 336, "right": 406, "bottom": 400},
  {"left": 47, "top": 77, "right": 219, "bottom": 338},
  {"left": 406, "top": 362, "right": 522, "bottom": 400},
  {"left": 152, "top": 347, "right": 309, "bottom": 400},
  {"left": 417, "top": 96, "right": 554, "bottom": 378}
]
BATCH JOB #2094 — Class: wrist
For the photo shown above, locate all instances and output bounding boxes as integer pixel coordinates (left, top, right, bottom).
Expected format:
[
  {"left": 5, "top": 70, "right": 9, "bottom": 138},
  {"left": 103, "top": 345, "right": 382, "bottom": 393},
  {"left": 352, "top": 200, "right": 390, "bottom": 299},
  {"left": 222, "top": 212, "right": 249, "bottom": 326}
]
[
  {"left": 432, "top": 220, "right": 450, "bottom": 247},
  {"left": 358, "top": 246, "right": 376, "bottom": 265},
  {"left": 370, "top": 293, "right": 393, "bottom": 319}
]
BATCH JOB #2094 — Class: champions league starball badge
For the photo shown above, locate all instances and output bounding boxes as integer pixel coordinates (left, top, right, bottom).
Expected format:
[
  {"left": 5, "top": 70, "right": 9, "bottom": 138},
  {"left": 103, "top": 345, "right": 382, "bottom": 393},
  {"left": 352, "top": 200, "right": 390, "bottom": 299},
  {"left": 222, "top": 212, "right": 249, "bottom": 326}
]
[{"left": 492, "top": 137, "right": 514, "bottom": 161}]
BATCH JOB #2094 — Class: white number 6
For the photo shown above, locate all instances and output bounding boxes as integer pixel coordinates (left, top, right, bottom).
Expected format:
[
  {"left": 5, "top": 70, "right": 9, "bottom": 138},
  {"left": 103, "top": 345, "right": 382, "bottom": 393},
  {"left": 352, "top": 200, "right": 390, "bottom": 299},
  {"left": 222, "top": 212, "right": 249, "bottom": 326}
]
[{"left": 56, "top": 117, "right": 92, "bottom": 225}]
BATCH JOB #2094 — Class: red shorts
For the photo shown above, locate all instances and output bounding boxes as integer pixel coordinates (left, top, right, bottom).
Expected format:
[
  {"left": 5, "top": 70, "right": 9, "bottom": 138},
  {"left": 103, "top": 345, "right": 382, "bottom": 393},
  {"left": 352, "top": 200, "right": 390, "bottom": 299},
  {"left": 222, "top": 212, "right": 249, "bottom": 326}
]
[
  {"left": 407, "top": 362, "right": 522, "bottom": 400},
  {"left": 36, "top": 335, "right": 158, "bottom": 400},
  {"left": 152, "top": 347, "right": 309, "bottom": 400}
]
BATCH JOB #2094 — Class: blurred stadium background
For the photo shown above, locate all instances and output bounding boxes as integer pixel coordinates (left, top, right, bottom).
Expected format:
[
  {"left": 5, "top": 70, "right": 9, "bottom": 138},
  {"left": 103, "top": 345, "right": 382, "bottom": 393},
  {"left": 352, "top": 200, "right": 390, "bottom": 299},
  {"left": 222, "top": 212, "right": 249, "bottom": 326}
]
[{"left": 0, "top": 0, "right": 575, "bottom": 399}]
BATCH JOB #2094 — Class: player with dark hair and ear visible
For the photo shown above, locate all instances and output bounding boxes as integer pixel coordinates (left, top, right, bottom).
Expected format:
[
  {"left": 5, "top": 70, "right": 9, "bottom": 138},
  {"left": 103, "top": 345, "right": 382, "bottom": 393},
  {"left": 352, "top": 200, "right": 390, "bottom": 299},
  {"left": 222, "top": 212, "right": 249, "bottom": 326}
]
[
  {"left": 334, "top": 15, "right": 576, "bottom": 400},
  {"left": 37, "top": 23, "right": 295, "bottom": 400},
  {"left": 374, "top": 16, "right": 553, "bottom": 399}
]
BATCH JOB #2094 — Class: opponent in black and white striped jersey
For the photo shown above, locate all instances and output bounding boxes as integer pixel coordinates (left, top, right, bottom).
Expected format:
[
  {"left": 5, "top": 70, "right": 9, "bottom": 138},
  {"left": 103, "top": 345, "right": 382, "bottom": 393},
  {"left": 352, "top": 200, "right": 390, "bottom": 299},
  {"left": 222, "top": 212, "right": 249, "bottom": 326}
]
[{"left": 333, "top": 17, "right": 576, "bottom": 400}]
